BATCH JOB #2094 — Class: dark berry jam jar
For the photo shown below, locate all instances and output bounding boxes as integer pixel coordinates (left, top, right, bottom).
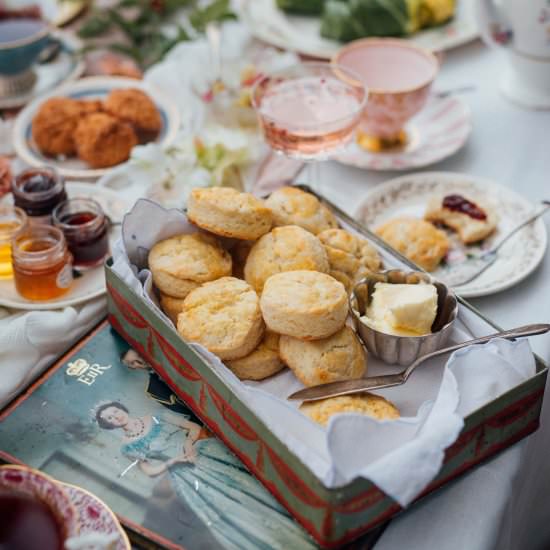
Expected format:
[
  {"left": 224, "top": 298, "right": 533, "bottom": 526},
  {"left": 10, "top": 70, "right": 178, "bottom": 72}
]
[
  {"left": 52, "top": 198, "right": 109, "bottom": 269},
  {"left": 12, "top": 167, "right": 67, "bottom": 225}
]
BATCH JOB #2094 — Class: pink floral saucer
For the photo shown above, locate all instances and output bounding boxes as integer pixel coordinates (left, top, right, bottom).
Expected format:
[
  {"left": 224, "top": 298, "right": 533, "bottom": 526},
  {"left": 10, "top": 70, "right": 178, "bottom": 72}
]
[
  {"left": 62, "top": 483, "right": 130, "bottom": 550},
  {"left": 334, "top": 95, "right": 471, "bottom": 171}
]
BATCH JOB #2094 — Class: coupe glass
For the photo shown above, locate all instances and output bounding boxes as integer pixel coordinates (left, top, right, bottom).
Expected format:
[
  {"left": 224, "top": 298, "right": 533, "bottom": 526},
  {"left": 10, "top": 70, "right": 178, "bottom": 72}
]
[{"left": 252, "top": 62, "right": 367, "bottom": 187}]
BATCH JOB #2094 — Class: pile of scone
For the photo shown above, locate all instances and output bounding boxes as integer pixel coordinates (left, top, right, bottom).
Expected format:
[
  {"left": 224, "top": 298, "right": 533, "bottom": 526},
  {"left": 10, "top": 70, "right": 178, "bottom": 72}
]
[
  {"left": 148, "top": 186, "right": 400, "bottom": 425},
  {"left": 32, "top": 88, "right": 161, "bottom": 168}
]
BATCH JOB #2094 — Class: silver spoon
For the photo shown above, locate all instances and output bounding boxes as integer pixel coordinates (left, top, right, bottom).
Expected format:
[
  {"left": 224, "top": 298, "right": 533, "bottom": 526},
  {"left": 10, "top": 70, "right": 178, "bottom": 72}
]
[
  {"left": 443, "top": 200, "right": 550, "bottom": 288},
  {"left": 288, "top": 323, "right": 550, "bottom": 402}
]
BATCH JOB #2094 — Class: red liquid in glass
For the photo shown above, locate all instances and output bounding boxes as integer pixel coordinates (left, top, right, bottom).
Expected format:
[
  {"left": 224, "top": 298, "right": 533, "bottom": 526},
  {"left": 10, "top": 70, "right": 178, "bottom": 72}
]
[
  {"left": 59, "top": 211, "right": 109, "bottom": 267},
  {"left": 0, "top": 492, "right": 63, "bottom": 550}
]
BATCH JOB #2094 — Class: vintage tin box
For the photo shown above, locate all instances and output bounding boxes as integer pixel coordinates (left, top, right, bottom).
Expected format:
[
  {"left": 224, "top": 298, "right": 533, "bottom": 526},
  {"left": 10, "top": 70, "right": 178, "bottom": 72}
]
[{"left": 105, "top": 189, "right": 548, "bottom": 548}]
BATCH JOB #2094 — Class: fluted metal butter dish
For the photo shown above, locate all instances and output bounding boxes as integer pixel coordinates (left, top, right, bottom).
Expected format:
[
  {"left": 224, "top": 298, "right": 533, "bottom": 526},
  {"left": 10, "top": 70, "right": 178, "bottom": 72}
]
[{"left": 350, "top": 269, "right": 458, "bottom": 366}]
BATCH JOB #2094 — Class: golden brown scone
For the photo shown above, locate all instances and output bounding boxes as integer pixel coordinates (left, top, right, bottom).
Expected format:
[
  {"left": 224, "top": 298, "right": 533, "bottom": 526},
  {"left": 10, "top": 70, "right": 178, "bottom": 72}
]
[
  {"left": 149, "top": 232, "right": 232, "bottom": 299},
  {"left": 225, "top": 331, "right": 285, "bottom": 380},
  {"left": 177, "top": 277, "right": 264, "bottom": 360},
  {"left": 280, "top": 326, "right": 366, "bottom": 387},
  {"left": 187, "top": 188, "right": 272, "bottom": 240},
  {"left": 159, "top": 293, "right": 186, "bottom": 325},
  {"left": 231, "top": 239, "right": 255, "bottom": 279},
  {"left": 300, "top": 394, "right": 399, "bottom": 426},
  {"left": 244, "top": 225, "right": 329, "bottom": 293},
  {"left": 375, "top": 216, "right": 449, "bottom": 272},
  {"left": 265, "top": 186, "right": 338, "bottom": 235},
  {"left": 260, "top": 270, "right": 348, "bottom": 340},
  {"left": 317, "top": 228, "right": 382, "bottom": 293},
  {"left": 424, "top": 194, "right": 498, "bottom": 244},
  {"left": 77, "top": 99, "right": 103, "bottom": 115},
  {"left": 32, "top": 97, "right": 82, "bottom": 156},
  {"left": 103, "top": 88, "right": 162, "bottom": 142},
  {"left": 74, "top": 113, "right": 138, "bottom": 168}
]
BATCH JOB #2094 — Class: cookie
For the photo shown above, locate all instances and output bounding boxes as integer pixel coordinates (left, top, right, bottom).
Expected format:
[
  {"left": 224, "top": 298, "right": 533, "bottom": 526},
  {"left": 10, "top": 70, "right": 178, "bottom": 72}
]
[
  {"left": 177, "top": 277, "right": 264, "bottom": 360},
  {"left": 159, "top": 293, "right": 186, "bottom": 325},
  {"left": 280, "top": 326, "right": 366, "bottom": 387},
  {"left": 148, "top": 233, "right": 232, "bottom": 298},
  {"left": 424, "top": 194, "right": 498, "bottom": 244},
  {"left": 225, "top": 331, "right": 285, "bottom": 380},
  {"left": 244, "top": 225, "right": 329, "bottom": 293},
  {"left": 375, "top": 216, "right": 449, "bottom": 272},
  {"left": 265, "top": 186, "right": 338, "bottom": 235},
  {"left": 300, "top": 394, "right": 399, "bottom": 426},
  {"left": 187, "top": 187, "right": 272, "bottom": 240},
  {"left": 260, "top": 270, "right": 347, "bottom": 340},
  {"left": 317, "top": 228, "right": 382, "bottom": 292}
]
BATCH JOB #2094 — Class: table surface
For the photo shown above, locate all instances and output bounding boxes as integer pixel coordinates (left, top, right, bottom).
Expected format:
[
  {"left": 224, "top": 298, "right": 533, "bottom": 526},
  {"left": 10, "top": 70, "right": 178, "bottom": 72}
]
[{"left": 316, "top": 39, "right": 550, "bottom": 550}]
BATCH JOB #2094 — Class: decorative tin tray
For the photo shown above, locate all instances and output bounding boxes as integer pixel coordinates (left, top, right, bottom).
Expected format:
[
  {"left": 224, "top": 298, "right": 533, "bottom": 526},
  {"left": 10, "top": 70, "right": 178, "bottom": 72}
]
[{"left": 105, "top": 186, "right": 548, "bottom": 548}]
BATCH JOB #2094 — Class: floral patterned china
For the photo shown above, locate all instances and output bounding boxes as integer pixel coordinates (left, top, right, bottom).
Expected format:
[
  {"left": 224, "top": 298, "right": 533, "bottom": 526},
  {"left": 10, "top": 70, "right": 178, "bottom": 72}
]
[
  {"left": 355, "top": 172, "right": 547, "bottom": 297},
  {"left": 334, "top": 94, "right": 471, "bottom": 171},
  {"left": 62, "top": 483, "right": 130, "bottom": 550},
  {"left": 0, "top": 464, "right": 79, "bottom": 546}
]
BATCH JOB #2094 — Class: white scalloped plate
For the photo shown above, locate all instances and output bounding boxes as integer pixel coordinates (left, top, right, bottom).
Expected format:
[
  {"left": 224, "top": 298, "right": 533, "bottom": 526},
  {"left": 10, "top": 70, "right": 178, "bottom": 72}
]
[
  {"left": 240, "top": 0, "right": 478, "bottom": 60},
  {"left": 355, "top": 172, "right": 547, "bottom": 298}
]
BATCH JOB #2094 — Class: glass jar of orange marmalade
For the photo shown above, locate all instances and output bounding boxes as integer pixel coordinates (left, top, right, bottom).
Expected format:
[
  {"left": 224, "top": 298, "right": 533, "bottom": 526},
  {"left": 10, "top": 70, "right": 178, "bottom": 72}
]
[
  {"left": 12, "top": 225, "right": 73, "bottom": 301},
  {"left": 0, "top": 205, "right": 27, "bottom": 279}
]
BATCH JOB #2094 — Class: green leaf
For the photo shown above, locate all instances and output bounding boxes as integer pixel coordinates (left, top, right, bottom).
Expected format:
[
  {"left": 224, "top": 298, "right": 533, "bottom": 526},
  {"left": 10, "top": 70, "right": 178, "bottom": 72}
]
[
  {"left": 77, "top": 12, "right": 113, "bottom": 38},
  {"left": 189, "top": 0, "right": 236, "bottom": 32}
]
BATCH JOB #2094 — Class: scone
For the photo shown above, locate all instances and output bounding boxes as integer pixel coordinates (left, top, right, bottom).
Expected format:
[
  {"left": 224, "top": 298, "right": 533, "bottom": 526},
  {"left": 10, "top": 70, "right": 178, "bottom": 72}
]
[
  {"left": 265, "top": 186, "right": 338, "bottom": 235},
  {"left": 280, "top": 326, "right": 366, "bottom": 387},
  {"left": 300, "top": 394, "right": 399, "bottom": 426},
  {"left": 317, "top": 228, "right": 382, "bottom": 292},
  {"left": 177, "top": 277, "right": 264, "bottom": 360},
  {"left": 424, "top": 194, "right": 498, "bottom": 244},
  {"left": 148, "top": 233, "right": 232, "bottom": 298},
  {"left": 260, "top": 270, "right": 347, "bottom": 340},
  {"left": 375, "top": 216, "right": 449, "bottom": 272},
  {"left": 187, "top": 188, "right": 272, "bottom": 240},
  {"left": 225, "top": 331, "right": 285, "bottom": 380},
  {"left": 244, "top": 225, "right": 329, "bottom": 293},
  {"left": 159, "top": 293, "right": 186, "bottom": 325}
]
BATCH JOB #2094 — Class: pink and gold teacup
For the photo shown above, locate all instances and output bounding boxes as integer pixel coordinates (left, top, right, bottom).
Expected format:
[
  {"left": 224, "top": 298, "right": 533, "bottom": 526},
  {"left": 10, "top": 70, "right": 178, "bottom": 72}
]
[
  {"left": 0, "top": 464, "right": 79, "bottom": 549},
  {"left": 333, "top": 38, "right": 439, "bottom": 152}
]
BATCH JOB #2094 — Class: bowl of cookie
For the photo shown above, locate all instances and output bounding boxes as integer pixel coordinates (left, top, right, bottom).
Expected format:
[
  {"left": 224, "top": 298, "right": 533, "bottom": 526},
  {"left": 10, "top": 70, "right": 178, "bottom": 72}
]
[{"left": 350, "top": 269, "right": 458, "bottom": 366}]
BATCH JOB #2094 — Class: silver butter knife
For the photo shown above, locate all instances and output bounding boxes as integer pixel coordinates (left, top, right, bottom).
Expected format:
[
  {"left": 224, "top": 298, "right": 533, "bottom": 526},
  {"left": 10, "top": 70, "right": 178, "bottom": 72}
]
[{"left": 288, "top": 323, "right": 550, "bottom": 402}]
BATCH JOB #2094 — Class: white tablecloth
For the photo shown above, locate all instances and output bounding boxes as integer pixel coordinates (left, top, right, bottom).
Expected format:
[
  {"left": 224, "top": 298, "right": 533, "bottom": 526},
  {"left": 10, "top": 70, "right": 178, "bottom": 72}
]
[
  {"left": 1, "top": 35, "right": 549, "bottom": 550},
  {"left": 315, "top": 40, "right": 550, "bottom": 550}
]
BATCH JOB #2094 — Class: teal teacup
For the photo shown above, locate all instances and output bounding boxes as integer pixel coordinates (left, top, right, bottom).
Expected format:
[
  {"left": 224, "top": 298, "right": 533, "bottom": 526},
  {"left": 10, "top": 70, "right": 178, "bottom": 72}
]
[{"left": 0, "top": 18, "right": 52, "bottom": 76}]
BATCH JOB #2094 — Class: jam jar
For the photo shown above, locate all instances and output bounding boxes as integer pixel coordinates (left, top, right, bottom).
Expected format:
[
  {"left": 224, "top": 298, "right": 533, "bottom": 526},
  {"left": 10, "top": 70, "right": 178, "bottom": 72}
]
[
  {"left": 12, "top": 225, "right": 73, "bottom": 301},
  {"left": 12, "top": 167, "right": 67, "bottom": 225},
  {"left": 0, "top": 205, "right": 27, "bottom": 279},
  {"left": 52, "top": 198, "right": 109, "bottom": 269}
]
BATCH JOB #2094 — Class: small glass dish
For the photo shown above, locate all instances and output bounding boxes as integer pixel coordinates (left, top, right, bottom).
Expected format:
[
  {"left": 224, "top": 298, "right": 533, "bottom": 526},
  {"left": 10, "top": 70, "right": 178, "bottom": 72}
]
[{"left": 349, "top": 269, "right": 458, "bottom": 366}]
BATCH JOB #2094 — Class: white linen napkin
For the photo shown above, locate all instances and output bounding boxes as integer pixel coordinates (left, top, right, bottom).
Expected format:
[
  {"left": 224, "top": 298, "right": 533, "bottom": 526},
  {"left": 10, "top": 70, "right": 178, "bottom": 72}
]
[
  {"left": 111, "top": 198, "right": 538, "bottom": 506},
  {"left": 0, "top": 297, "right": 106, "bottom": 408}
]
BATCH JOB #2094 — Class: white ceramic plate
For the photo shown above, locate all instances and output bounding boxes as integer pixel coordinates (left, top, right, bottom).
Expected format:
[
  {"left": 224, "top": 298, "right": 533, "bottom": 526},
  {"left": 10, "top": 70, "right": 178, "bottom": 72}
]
[
  {"left": 13, "top": 76, "right": 181, "bottom": 180},
  {"left": 240, "top": 0, "right": 478, "bottom": 59},
  {"left": 0, "top": 182, "right": 132, "bottom": 310},
  {"left": 334, "top": 94, "right": 471, "bottom": 171},
  {"left": 62, "top": 482, "right": 130, "bottom": 550},
  {"left": 355, "top": 172, "right": 547, "bottom": 298},
  {"left": 0, "top": 32, "right": 84, "bottom": 110}
]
